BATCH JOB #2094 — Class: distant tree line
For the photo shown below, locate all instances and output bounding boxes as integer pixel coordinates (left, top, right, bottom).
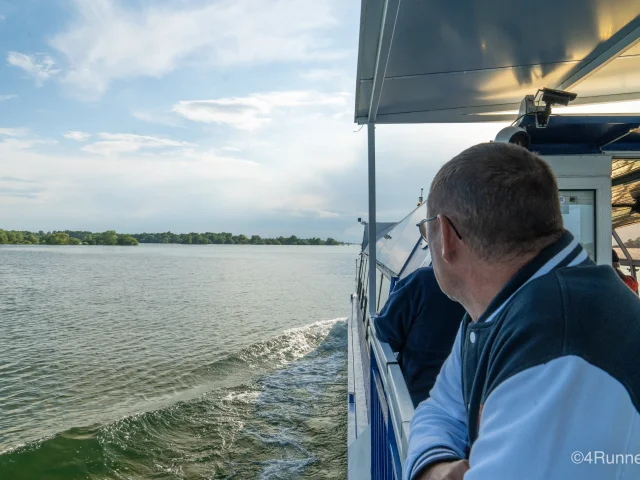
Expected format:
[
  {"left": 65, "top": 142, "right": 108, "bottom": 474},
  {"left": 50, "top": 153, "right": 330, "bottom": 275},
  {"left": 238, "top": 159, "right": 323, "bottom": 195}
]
[
  {"left": 624, "top": 237, "right": 640, "bottom": 248},
  {"left": 130, "top": 232, "right": 343, "bottom": 245},
  {"left": 0, "top": 230, "right": 345, "bottom": 246},
  {"left": 0, "top": 230, "right": 138, "bottom": 246}
]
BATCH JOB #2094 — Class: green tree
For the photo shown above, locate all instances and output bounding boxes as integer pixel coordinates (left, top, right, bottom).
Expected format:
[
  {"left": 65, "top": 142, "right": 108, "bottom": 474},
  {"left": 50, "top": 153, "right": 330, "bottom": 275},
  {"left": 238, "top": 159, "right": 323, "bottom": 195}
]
[
  {"left": 97, "top": 230, "right": 118, "bottom": 245},
  {"left": 250, "top": 235, "right": 263, "bottom": 245},
  {"left": 284, "top": 235, "right": 298, "bottom": 245},
  {"left": 46, "top": 232, "right": 70, "bottom": 245},
  {"left": 0, "top": 229, "right": 345, "bottom": 246},
  {"left": 117, "top": 234, "right": 139, "bottom": 246},
  {"left": 6, "top": 231, "right": 23, "bottom": 244},
  {"left": 192, "top": 233, "right": 207, "bottom": 244}
]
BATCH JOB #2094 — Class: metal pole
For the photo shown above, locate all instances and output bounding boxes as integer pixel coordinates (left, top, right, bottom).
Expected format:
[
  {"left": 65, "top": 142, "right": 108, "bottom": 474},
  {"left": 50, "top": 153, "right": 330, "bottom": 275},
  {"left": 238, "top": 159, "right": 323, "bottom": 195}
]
[
  {"left": 613, "top": 229, "right": 637, "bottom": 280},
  {"left": 361, "top": 257, "right": 368, "bottom": 310},
  {"left": 368, "top": 123, "right": 377, "bottom": 318}
]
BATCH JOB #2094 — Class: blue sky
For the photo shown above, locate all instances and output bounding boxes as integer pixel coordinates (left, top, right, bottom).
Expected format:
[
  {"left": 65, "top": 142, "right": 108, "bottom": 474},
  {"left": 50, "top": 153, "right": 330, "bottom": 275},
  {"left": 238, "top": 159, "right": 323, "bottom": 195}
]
[{"left": 7, "top": 0, "right": 635, "bottom": 242}]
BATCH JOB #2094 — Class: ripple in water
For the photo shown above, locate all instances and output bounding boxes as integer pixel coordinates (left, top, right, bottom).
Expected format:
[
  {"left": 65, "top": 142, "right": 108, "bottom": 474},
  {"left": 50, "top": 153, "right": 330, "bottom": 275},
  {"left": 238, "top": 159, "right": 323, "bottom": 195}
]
[
  {"left": 0, "top": 319, "right": 348, "bottom": 479},
  {"left": 0, "top": 245, "right": 357, "bottom": 479}
]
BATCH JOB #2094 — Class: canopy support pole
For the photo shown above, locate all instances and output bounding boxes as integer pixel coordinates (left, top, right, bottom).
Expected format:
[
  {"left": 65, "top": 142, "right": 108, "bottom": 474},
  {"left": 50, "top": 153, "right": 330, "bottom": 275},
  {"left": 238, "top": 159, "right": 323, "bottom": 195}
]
[
  {"left": 556, "top": 17, "right": 640, "bottom": 91},
  {"left": 367, "top": 0, "right": 401, "bottom": 122},
  {"left": 368, "top": 123, "right": 377, "bottom": 318},
  {"left": 613, "top": 229, "right": 637, "bottom": 280}
]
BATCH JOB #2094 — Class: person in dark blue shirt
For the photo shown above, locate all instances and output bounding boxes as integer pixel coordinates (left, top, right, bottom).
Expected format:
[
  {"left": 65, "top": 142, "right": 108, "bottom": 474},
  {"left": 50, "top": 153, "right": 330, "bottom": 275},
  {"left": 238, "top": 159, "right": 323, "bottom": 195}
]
[{"left": 373, "top": 266, "right": 465, "bottom": 407}]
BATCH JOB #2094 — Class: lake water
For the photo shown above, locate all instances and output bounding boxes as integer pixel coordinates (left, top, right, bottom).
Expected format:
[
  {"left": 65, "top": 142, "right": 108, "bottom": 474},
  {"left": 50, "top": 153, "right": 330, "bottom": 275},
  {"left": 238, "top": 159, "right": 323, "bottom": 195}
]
[{"left": 0, "top": 244, "right": 359, "bottom": 479}]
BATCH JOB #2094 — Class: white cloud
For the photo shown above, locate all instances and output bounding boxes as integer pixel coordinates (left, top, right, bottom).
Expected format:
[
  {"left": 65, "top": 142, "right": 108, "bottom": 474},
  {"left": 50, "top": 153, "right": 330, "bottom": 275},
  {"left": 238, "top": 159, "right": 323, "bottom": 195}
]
[
  {"left": 0, "top": 94, "right": 17, "bottom": 101},
  {"left": 63, "top": 131, "right": 92, "bottom": 142},
  {"left": 300, "top": 69, "right": 350, "bottom": 83},
  {"left": 131, "top": 110, "right": 183, "bottom": 127},
  {"left": 0, "top": 138, "right": 39, "bottom": 151},
  {"left": 0, "top": 110, "right": 513, "bottom": 240},
  {"left": 49, "top": 0, "right": 346, "bottom": 96},
  {"left": 0, "top": 129, "right": 57, "bottom": 151},
  {"left": 0, "top": 176, "right": 36, "bottom": 183},
  {"left": 317, "top": 210, "right": 340, "bottom": 218},
  {"left": 0, "top": 109, "right": 362, "bottom": 234},
  {"left": 82, "top": 133, "right": 195, "bottom": 156},
  {"left": 0, "top": 176, "right": 42, "bottom": 200},
  {"left": 0, "top": 128, "right": 27, "bottom": 137},
  {"left": 173, "top": 90, "right": 350, "bottom": 131},
  {"left": 7, "top": 52, "right": 60, "bottom": 85}
]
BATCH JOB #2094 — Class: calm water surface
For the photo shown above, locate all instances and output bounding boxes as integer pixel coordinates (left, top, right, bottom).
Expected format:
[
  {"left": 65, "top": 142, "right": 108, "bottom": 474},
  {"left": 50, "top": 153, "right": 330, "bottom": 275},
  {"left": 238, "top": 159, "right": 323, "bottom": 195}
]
[{"left": 0, "top": 244, "right": 358, "bottom": 479}]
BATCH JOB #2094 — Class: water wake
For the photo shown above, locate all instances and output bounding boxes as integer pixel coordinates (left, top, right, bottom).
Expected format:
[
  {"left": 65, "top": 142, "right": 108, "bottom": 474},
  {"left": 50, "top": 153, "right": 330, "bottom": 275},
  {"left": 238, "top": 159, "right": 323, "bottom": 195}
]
[{"left": 0, "top": 319, "right": 348, "bottom": 479}]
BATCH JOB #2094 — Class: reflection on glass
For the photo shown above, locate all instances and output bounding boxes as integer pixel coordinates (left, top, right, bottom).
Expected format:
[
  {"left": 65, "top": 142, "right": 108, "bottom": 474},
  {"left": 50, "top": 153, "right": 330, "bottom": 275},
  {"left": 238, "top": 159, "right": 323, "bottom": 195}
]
[
  {"left": 399, "top": 244, "right": 431, "bottom": 280},
  {"left": 377, "top": 273, "right": 390, "bottom": 311},
  {"left": 374, "top": 204, "right": 426, "bottom": 276},
  {"left": 559, "top": 190, "right": 596, "bottom": 261}
]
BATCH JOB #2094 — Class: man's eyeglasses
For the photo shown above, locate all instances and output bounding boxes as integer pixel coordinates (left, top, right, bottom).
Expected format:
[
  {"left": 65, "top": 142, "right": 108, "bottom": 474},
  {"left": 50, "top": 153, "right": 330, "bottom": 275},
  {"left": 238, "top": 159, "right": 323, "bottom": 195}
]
[{"left": 417, "top": 215, "right": 463, "bottom": 242}]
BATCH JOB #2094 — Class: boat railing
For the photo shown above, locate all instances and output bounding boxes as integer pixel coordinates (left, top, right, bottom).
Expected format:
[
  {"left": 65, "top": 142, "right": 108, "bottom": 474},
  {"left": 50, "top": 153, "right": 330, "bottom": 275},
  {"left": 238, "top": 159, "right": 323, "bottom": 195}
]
[
  {"left": 368, "top": 320, "right": 415, "bottom": 479},
  {"left": 352, "top": 289, "right": 415, "bottom": 479}
]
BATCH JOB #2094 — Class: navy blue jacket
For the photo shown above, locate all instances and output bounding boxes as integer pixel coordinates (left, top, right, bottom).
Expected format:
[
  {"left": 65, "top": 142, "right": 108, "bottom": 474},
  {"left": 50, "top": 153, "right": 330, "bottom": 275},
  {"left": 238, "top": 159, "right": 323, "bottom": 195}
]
[
  {"left": 406, "top": 232, "right": 640, "bottom": 480},
  {"left": 374, "top": 267, "right": 465, "bottom": 406}
]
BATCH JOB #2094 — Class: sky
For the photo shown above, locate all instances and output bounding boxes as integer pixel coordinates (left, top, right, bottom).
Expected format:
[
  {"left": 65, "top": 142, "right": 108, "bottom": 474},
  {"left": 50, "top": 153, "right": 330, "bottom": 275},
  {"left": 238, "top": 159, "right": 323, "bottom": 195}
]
[
  {"left": 0, "top": 1, "right": 638, "bottom": 243},
  {"left": 0, "top": 0, "right": 514, "bottom": 242}
]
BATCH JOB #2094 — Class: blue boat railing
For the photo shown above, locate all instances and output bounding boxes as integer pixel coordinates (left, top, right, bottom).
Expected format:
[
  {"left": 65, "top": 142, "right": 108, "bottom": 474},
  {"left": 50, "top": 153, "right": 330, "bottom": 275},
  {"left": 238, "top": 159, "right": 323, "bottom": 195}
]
[
  {"left": 350, "top": 291, "right": 415, "bottom": 479},
  {"left": 368, "top": 320, "right": 415, "bottom": 479}
]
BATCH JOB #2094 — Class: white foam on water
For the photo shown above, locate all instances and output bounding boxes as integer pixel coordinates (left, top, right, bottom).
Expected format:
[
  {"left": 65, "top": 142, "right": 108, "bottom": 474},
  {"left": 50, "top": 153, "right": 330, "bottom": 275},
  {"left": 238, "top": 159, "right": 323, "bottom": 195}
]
[
  {"left": 221, "top": 390, "right": 261, "bottom": 404},
  {"left": 237, "top": 317, "right": 346, "bottom": 368},
  {"left": 259, "top": 457, "right": 315, "bottom": 480}
]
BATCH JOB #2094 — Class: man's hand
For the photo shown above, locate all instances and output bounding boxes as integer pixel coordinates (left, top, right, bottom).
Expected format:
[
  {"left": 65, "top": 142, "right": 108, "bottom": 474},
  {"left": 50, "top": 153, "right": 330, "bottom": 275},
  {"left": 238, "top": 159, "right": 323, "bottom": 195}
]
[{"left": 416, "top": 460, "right": 470, "bottom": 480}]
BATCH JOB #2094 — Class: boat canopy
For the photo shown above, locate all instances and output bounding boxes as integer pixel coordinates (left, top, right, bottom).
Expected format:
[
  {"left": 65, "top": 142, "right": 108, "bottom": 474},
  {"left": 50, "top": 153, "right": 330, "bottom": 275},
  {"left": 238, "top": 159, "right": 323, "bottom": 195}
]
[
  {"left": 355, "top": 0, "right": 640, "bottom": 314},
  {"left": 355, "top": 0, "right": 640, "bottom": 124}
]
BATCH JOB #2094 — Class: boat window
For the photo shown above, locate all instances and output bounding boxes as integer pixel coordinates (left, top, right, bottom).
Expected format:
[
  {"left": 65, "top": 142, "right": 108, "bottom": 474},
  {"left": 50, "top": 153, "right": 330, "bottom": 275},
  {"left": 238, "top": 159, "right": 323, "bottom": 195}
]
[
  {"left": 377, "top": 272, "right": 390, "bottom": 311},
  {"left": 398, "top": 241, "right": 431, "bottom": 280},
  {"left": 375, "top": 205, "right": 426, "bottom": 276},
  {"left": 559, "top": 190, "right": 596, "bottom": 261}
]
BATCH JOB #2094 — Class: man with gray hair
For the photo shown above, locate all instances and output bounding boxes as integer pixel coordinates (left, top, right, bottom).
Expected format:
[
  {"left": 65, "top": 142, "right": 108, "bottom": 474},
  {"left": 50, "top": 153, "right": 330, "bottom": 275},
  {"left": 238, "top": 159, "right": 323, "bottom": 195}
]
[{"left": 406, "top": 143, "right": 640, "bottom": 480}]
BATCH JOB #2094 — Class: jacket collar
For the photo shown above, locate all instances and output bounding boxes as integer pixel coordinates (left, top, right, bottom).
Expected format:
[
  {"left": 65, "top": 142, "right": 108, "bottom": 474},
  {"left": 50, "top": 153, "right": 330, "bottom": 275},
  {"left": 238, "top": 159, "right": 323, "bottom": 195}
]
[{"left": 477, "top": 230, "right": 591, "bottom": 324}]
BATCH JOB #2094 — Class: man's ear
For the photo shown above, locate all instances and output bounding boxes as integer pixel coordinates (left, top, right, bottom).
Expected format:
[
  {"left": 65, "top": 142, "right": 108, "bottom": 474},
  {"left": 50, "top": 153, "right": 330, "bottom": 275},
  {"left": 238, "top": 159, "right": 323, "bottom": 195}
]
[{"left": 440, "top": 215, "right": 457, "bottom": 264}]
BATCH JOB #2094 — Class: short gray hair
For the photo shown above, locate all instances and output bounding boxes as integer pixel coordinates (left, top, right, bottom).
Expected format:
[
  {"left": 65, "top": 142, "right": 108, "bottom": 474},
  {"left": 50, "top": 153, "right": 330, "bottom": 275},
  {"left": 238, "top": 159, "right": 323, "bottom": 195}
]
[{"left": 427, "top": 142, "right": 564, "bottom": 262}]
